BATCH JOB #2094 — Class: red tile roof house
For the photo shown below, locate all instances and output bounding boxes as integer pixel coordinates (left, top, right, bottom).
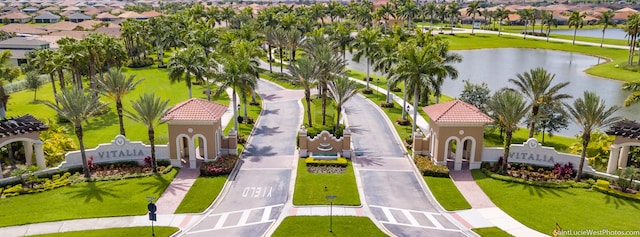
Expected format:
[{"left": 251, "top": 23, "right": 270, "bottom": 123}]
[{"left": 415, "top": 100, "right": 493, "bottom": 170}]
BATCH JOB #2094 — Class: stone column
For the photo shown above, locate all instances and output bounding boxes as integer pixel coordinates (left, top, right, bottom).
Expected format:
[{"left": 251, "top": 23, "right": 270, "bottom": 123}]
[
  {"left": 33, "top": 141, "right": 45, "bottom": 170},
  {"left": 299, "top": 126, "right": 308, "bottom": 157},
  {"left": 454, "top": 141, "right": 463, "bottom": 170},
  {"left": 619, "top": 145, "right": 630, "bottom": 169},
  {"left": 607, "top": 145, "right": 621, "bottom": 174},
  {"left": 23, "top": 141, "right": 33, "bottom": 166},
  {"left": 188, "top": 138, "right": 196, "bottom": 169}
]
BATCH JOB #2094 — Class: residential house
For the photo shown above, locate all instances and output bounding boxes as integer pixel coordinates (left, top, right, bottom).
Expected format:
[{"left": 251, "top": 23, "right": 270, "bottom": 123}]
[
  {"left": 118, "top": 11, "right": 146, "bottom": 20},
  {"left": 33, "top": 11, "right": 61, "bottom": 23},
  {"left": 141, "top": 11, "right": 162, "bottom": 19},
  {"left": 46, "top": 21, "right": 78, "bottom": 32},
  {"left": 0, "top": 24, "right": 48, "bottom": 35},
  {"left": 21, "top": 6, "right": 39, "bottom": 14},
  {"left": 94, "top": 26, "right": 120, "bottom": 38},
  {"left": 0, "top": 37, "right": 50, "bottom": 65},
  {"left": 96, "top": 12, "right": 119, "bottom": 22},
  {"left": 68, "top": 12, "right": 91, "bottom": 23},
  {"left": 47, "top": 30, "right": 90, "bottom": 39},
  {"left": 77, "top": 20, "right": 103, "bottom": 30},
  {"left": 2, "top": 12, "right": 32, "bottom": 24}
]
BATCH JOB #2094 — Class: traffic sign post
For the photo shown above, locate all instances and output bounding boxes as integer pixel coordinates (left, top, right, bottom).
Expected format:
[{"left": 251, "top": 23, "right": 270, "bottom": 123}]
[
  {"left": 326, "top": 195, "right": 337, "bottom": 233},
  {"left": 147, "top": 197, "right": 157, "bottom": 237}
]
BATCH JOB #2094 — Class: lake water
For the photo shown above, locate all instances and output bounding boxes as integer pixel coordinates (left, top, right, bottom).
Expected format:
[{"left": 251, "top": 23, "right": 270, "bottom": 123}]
[
  {"left": 345, "top": 48, "right": 640, "bottom": 137},
  {"left": 551, "top": 28, "right": 627, "bottom": 40}
]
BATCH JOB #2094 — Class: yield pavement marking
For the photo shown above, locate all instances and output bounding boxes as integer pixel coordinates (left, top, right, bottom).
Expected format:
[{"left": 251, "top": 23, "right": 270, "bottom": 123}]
[
  {"left": 369, "top": 205, "right": 457, "bottom": 232},
  {"left": 185, "top": 204, "right": 283, "bottom": 235}
]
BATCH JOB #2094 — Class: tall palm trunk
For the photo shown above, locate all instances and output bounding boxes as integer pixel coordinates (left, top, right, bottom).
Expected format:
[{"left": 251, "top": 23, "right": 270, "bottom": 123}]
[
  {"left": 335, "top": 106, "right": 342, "bottom": 130},
  {"left": 386, "top": 80, "right": 391, "bottom": 104},
  {"left": 117, "top": 100, "right": 125, "bottom": 136},
  {"left": 572, "top": 27, "right": 577, "bottom": 45},
  {"left": 57, "top": 69, "right": 65, "bottom": 89},
  {"left": 529, "top": 105, "right": 539, "bottom": 138},
  {"left": 268, "top": 45, "right": 273, "bottom": 73},
  {"left": 305, "top": 90, "right": 312, "bottom": 127},
  {"left": 401, "top": 82, "right": 408, "bottom": 120},
  {"left": 186, "top": 75, "right": 193, "bottom": 98},
  {"left": 89, "top": 56, "right": 97, "bottom": 99},
  {"left": 501, "top": 131, "right": 513, "bottom": 173},
  {"left": 279, "top": 48, "right": 284, "bottom": 73},
  {"left": 232, "top": 88, "right": 238, "bottom": 132},
  {"left": 365, "top": 57, "right": 370, "bottom": 90},
  {"left": 49, "top": 73, "right": 58, "bottom": 106},
  {"left": 75, "top": 126, "right": 90, "bottom": 178},
  {"left": 149, "top": 128, "right": 157, "bottom": 173},
  {"left": 576, "top": 134, "right": 590, "bottom": 181},
  {"left": 322, "top": 83, "right": 327, "bottom": 125},
  {"left": 412, "top": 87, "right": 419, "bottom": 136}
]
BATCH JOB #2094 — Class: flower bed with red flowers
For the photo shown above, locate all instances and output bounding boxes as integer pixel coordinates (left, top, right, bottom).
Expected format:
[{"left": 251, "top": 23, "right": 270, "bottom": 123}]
[{"left": 200, "top": 155, "right": 239, "bottom": 176}]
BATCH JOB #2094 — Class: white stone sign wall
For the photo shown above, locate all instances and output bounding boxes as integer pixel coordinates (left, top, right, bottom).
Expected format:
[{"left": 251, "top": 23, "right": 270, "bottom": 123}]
[
  {"left": 482, "top": 138, "right": 595, "bottom": 173},
  {"left": 59, "top": 135, "right": 169, "bottom": 169}
]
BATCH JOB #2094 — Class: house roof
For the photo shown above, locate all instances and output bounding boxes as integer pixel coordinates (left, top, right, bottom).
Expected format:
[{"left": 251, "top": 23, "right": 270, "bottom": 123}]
[
  {"left": 118, "top": 11, "right": 145, "bottom": 19},
  {"left": 422, "top": 100, "right": 494, "bottom": 124},
  {"left": 607, "top": 119, "right": 640, "bottom": 140},
  {"left": 96, "top": 12, "right": 118, "bottom": 19},
  {"left": 47, "top": 30, "right": 89, "bottom": 39},
  {"left": 0, "top": 24, "right": 48, "bottom": 35},
  {"left": 2, "top": 12, "right": 31, "bottom": 19},
  {"left": 34, "top": 11, "right": 61, "bottom": 20},
  {"left": 63, "top": 6, "right": 81, "bottom": 11},
  {"left": 0, "top": 114, "right": 48, "bottom": 137},
  {"left": 0, "top": 37, "right": 49, "bottom": 46},
  {"left": 162, "top": 98, "right": 228, "bottom": 121},
  {"left": 68, "top": 12, "right": 91, "bottom": 20},
  {"left": 94, "top": 26, "right": 120, "bottom": 37},
  {"left": 140, "top": 11, "right": 162, "bottom": 18},
  {"left": 77, "top": 20, "right": 102, "bottom": 29},
  {"left": 616, "top": 7, "right": 637, "bottom": 13},
  {"left": 46, "top": 21, "right": 78, "bottom": 31}
]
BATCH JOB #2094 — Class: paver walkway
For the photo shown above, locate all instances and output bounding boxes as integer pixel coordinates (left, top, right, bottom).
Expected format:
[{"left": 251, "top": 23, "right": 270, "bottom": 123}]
[{"left": 155, "top": 168, "right": 201, "bottom": 214}]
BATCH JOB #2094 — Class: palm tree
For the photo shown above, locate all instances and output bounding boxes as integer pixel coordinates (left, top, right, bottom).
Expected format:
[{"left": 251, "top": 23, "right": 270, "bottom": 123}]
[
  {"left": 398, "top": 0, "right": 418, "bottom": 29},
  {"left": 96, "top": 68, "right": 143, "bottom": 137},
  {"left": 542, "top": 11, "right": 558, "bottom": 42},
  {"left": 374, "top": 2, "right": 394, "bottom": 31},
  {"left": 508, "top": 67, "right": 571, "bottom": 138},
  {"left": 288, "top": 57, "right": 318, "bottom": 127},
  {"left": 518, "top": 8, "right": 533, "bottom": 39},
  {"left": 568, "top": 11, "right": 586, "bottom": 45},
  {"left": 429, "top": 38, "right": 461, "bottom": 104},
  {"left": 327, "top": 76, "right": 359, "bottom": 130},
  {"left": 57, "top": 37, "right": 86, "bottom": 89},
  {"left": 45, "top": 87, "right": 107, "bottom": 178},
  {"left": 374, "top": 35, "right": 400, "bottom": 105},
  {"left": 389, "top": 43, "right": 445, "bottom": 135},
  {"left": 214, "top": 52, "right": 258, "bottom": 132},
  {"left": 286, "top": 29, "right": 304, "bottom": 63},
  {"left": 622, "top": 80, "right": 640, "bottom": 106},
  {"left": 437, "top": 3, "right": 448, "bottom": 34},
  {"left": 148, "top": 16, "right": 169, "bottom": 67},
  {"left": 30, "top": 49, "right": 58, "bottom": 105},
  {"left": 423, "top": 2, "right": 437, "bottom": 30},
  {"left": 352, "top": 27, "right": 380, "bottom": 91},
  {"left": 625, "top": 14, "right": 640, "bottom": 65},
  {"left": 495, "top": 6, "right": 510, "bottom": 37},
  {"left": 447, "top": 2, "right": 461, "bottom": 34},
  {"left": 125, "top": 93, "right": 169, "bottom": 173},
  {"left": 565, "top": 91, "right": 621, "bottom": 181},
  {"left": 466, "top": 1, "right": 482, "bottom": 35},
  {"left": 488, "top": 89, "right": 530, "bottom": 173},
  {"left": 596, "top": 10, "right": 616, "bottom": 48},
  {"left": 328, "top": 22, "right": 355, "bottom": 60},
  {"left": 168, "top": 45, "right": 207, "bottom": 98},
  {"left": 81, "top": 33, "right": 105, "bottom": 98}
]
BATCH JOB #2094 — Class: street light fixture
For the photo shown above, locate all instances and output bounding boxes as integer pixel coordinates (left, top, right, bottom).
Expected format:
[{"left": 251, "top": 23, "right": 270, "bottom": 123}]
[{"left": 326, "top": 195, "right": 337, "bottom": 233}]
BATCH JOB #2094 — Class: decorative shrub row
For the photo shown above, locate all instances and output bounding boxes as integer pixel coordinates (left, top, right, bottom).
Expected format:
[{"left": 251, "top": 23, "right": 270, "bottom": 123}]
[
  {"left": 481, "top": 169, "right": 594, "bottom": 189},
  {"left": 200, "top": 155, "right": 238, "bottom": 177},
  {"left": 305, "top": 157, "right": 348, "bottom": 167},
  {"left": 592, "top": 180, "right": 640, "bottom": 202},
  {"left": 1, "top": 172, "right": 78, "bottom": 198},
  {"left": 414, "top": 155, "right": 449, "bottom": 177}
]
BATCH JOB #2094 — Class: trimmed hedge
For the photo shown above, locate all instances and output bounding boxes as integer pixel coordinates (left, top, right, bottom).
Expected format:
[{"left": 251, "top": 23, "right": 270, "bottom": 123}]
[
  {"left": 414, "top": 155, "right": 449, "bottom": 177},
  {"left": 481, "top": 169, "right": 593, "bottom": 189},
  {"left": 592, "top": 184, "right": 640, "bottom": 202},
  {"left": 305, "top": 157, "right": 348, "bottom": 167}
]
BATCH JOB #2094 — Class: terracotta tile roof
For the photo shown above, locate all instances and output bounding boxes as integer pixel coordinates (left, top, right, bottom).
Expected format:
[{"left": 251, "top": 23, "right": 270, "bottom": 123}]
[
  {"left": 3, "top": 12, "right": 31, "bottom": 19},
  {"left": 118, "top": 11, "right": 145, "bottom": 19},
  {"left": 77, "top": 20, "right": 103, "bottom": 29},
  {"left": 47, "top": 30, "right": 90, "bottom": 39},
  {"left": 46, "top": 21, "right": 78, "bottom": 31},
  {"left": 141, "top": 11, "right": 162, "bottom": 18},
  {"left": 422, "top": 100, "right": 493, "bottom": 124},
  {"left": 162, "top": 98, "right": 228, "bottom": 121},
  {"left": 0, "top": 23, "right": 48, "bottom": 35}
]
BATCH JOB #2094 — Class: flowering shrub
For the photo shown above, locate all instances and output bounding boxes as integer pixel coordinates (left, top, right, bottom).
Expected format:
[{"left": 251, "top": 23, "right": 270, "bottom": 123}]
[
  {"left": 200, "top": 155, "right": 238, "bottom": 176},
  {"left": 414, "top": 155, "right": 449, "bottom": 177}
]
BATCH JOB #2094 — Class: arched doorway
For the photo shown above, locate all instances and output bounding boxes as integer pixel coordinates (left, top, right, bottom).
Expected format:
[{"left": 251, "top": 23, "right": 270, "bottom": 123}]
[{"left": 0, "top": 115, "right": 48, "bottom": 178}]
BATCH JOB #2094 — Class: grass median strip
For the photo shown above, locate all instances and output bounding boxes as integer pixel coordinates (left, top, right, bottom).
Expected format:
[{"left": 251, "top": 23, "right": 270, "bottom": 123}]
[
  {"left": 293, "top": 159, "right": 360, "bottom": 206},
  {"left": 272, "top": 216, "right": 387, "bottom": 237},
  {"left": 174, "top": 175, "right": 228, "bottom": 214},
  {"left": 423, "top": 176, "right": 471, "bottom": 211},
  {"left": 472, "top": 227, "right": 514, "bottom": 237}
]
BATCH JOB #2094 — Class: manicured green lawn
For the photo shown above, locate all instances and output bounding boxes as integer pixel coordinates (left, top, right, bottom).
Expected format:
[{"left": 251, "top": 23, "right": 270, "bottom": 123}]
[
  {"left": 0, "top": 168, "right": 178, "bottom": 227},
  {"left": 272, "top": 216, "right": 387, "bottom": 237},
  {"left": 8, "top": 63, "right": 230, "bottom": 149},
  {"left": 483, "top": 128, "right": 576, "bottom": 153},
  {"left": 222, "top": 91, "right": 261, "bottom": 154},
  {"left": 260, "top": 71, "right": 304, "bottom": 90},
  {"left": 175, "top": 175, "right": 228, "bottom": 213},
  {"left": 441, "top": 33, "right": 636, "bottom": 82},
  {"left": 423, "top": 176, "right": 471, "bottom": 211},
  {"left": 472, "top": 227, "right": 513, "bottom": 237},
  {"left": 293, "top": 159, "right": 360, "bottom": 206},
  {"left": 28, "top": 226, "right": 179, "bottom": 237},
  {"left": 301, "top": 94, "right": 338, "bottom": 130},
  {"left": 471, "top": 170, "right": 640, "bottom": 234}
]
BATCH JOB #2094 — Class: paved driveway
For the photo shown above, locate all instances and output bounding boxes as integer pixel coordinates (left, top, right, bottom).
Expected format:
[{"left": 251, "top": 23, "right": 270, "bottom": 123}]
[
  {"left": 181, "top": 80, "right": 303, "bottom": 237},
  {"left": 345, "top": 95, "right": 471, "bottom": 237}
]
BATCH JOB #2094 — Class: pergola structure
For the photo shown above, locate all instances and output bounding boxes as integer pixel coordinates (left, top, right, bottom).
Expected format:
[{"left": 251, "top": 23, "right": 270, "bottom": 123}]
[
  {"left": 606, "top": 120, "right": 640, "bottom": 174},
  {"left": 416, "top": 100, "right": 493, "bottom": 170},
  {"left": 0, "top": 115, "right": 48, "bottom": 178},
  {"left": 161, "top": 98, "right": 236, "bottom": 169}
]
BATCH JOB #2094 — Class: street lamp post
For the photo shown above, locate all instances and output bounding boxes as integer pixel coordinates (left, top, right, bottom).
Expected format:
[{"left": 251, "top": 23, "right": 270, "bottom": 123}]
[{"left": 326, "top": 195, "right": 337, "bottom": 233}]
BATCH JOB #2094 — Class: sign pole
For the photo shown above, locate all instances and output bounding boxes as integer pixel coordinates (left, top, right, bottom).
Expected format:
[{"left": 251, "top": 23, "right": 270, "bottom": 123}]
[{"left": 325, "top": 195, "right": 337, "bottom": 233}]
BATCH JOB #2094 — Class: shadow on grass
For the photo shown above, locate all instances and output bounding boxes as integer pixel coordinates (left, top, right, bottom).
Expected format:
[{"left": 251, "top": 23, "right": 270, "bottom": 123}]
[
  {"left": 508, "top": 182, "right": 574, "bottom": 198},
  {"left": 68, "top": 181, "right": 119, "bottom": 203},
  {"left": 603, "top": 193, "right": 640, "bottom": 210},
  {"left": 138, "top": 174, "right": 171, "bottom": 194},
  {"left": 83, "top": 111, "right": 118, "bottom": 131}
]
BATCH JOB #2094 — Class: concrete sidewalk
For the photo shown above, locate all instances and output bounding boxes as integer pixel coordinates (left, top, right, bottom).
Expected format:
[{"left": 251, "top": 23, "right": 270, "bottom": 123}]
[{"left": 450, "top": 170, "right": 549, "bottom": 237}]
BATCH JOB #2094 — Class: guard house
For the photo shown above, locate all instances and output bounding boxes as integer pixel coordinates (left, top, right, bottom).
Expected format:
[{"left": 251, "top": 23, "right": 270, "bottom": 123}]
[
  {"left": 161, "top": 98, "right": 236, "bottom": 169},
  {"left": 0, "top": 115, "right": 48, "bottom": 178},
  {"left": 606, "top": 120, "right": 640, "bottom": 174},
  {"left": 417, "top": 100, "right": 493, "bottom": 170}
]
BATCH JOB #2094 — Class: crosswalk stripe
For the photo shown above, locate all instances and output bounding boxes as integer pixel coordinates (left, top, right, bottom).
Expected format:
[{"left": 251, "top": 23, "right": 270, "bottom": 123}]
[
  {"left": 402, "top": 209, "right": 419, "bottom": 226},
  {"left": 261, "top": 205, "right": 272, "bottom": 222},
  {"left": 214, "top": 213, "right": 228, "bottom": 229},
  {"left": 238, "top": 209, "right": 251, "bottom": 225},
  {"left": 424, "top": 213, "right": 444, "bottom": 229},
  {"left": 380, "top": 207, "right": 397, "bottom": 224}
]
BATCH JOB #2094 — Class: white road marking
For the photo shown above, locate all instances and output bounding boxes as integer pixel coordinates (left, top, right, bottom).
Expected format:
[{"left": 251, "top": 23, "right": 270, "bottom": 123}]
[
  {"left": 424, "top": 212, "right": 445, "bottom": 229},
  {"left": 369, "top": 205, "right": 455, "bottom": 231},
  {"left": 238, "top": 209, "right": 250, "bottom": 225},
  {"left": 402, "top": 209, "right": 419, "bottom": 226},
  {"left": 213, "top": 213, "right": 228, "bottom": 229},
  {"left": 185, "top": 204, "right": 283, "bottom": 235},
  {"left": 380, "top": 206, "right": 397, "bottom": 223},
  {"left": 261, "top": 205, "right": 272, "bottom": 222}
]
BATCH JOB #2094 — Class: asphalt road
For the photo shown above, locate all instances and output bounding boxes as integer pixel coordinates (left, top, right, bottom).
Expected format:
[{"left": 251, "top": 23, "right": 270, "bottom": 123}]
[{"left": 180, "top": 80, "right": 302, "bottom": 237}]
